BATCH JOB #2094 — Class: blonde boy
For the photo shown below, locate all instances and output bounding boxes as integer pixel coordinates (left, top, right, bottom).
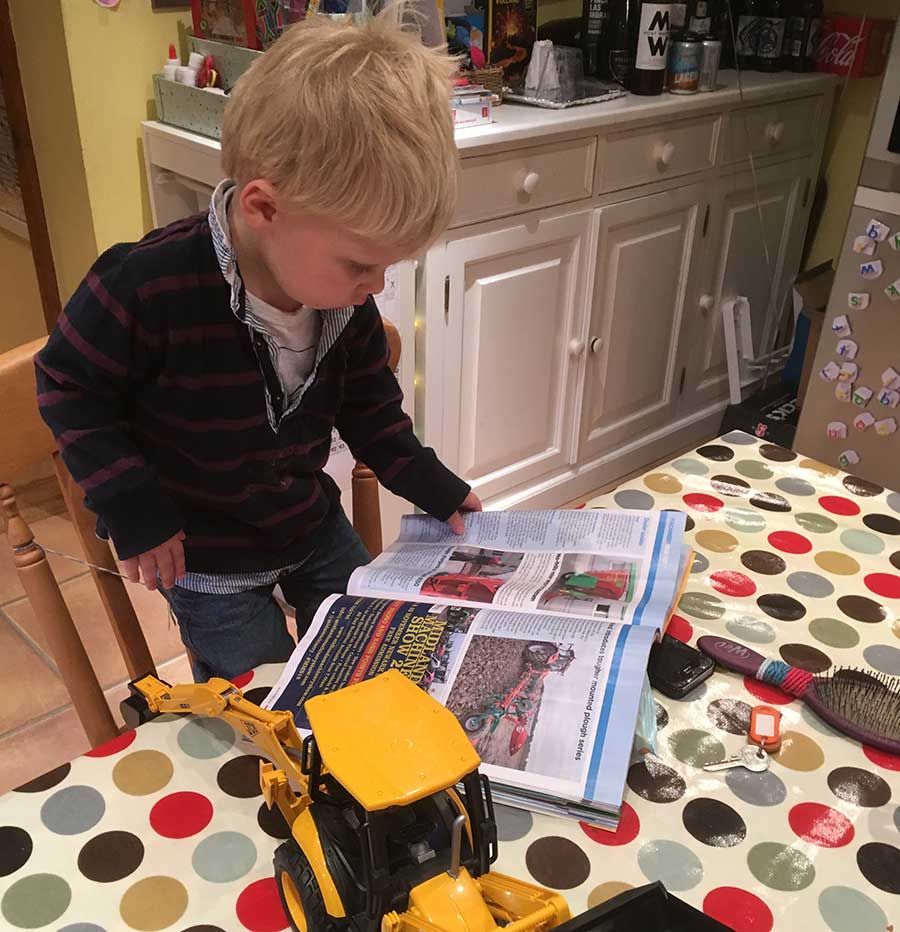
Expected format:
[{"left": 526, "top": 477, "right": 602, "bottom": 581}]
[{"left": 37, "top": 13, "right": 480, "bottom": 681}]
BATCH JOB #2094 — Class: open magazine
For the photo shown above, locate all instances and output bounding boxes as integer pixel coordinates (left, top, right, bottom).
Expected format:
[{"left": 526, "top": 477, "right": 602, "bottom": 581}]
[{"left": 264, "top": 509, "right": 692, "bottom": 829}]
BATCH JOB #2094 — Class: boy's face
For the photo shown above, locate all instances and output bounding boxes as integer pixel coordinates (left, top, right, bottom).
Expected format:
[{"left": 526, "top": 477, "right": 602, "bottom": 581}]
[{"left": 238, "top": 181, "right": 417, "bottom": 309}]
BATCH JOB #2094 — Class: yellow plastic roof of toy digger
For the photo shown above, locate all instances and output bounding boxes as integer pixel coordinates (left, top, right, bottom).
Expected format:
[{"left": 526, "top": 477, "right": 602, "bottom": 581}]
[{"left": 304, "top": 669, "right": 481, "bottom": 812}]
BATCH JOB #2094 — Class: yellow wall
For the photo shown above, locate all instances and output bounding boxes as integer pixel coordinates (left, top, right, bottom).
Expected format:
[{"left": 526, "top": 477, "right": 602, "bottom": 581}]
[{"left": 0, "top": 229, "right": 46, "bottom": 352}]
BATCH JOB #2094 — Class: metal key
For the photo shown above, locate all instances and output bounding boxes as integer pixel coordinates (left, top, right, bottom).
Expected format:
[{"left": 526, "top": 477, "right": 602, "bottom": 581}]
[{"left": 703, "top": 745, "right": 769, "bottom": 773}]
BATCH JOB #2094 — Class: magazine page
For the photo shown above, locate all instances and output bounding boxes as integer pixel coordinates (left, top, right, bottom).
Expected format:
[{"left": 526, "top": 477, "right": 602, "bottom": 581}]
[
  {"left": 264, "top": 593, "right": 656, "bottom": 821},
  {"left": 347, "top": 509, "right": 687, "bottom": 627}
]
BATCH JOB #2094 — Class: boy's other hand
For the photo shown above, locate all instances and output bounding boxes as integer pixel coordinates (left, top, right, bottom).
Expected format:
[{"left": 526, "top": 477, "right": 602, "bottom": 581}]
[
  {"left": 122, "top": 531, "right": 186, "bottom": 591},
  {"left": 446, "top": 491, "right": 482, "bottom": 535}
]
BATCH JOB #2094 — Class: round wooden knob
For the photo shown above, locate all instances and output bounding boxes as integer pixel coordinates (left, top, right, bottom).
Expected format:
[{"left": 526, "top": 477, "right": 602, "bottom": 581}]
[
  {"left": 655, "top": 141, "right": 676, "bottom": 168},
  {"left": 521, "top": 171, "right": 540, "bottom": 195}
]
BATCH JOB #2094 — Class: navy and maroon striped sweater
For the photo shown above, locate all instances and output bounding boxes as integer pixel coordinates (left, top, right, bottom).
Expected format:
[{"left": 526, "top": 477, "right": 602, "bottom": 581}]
[{"left": 36, "top": 213, "right": 469, "bottom": 572}]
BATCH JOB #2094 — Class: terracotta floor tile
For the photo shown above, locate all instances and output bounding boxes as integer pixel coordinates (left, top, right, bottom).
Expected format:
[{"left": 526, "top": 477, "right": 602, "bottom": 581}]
[
  {"left": 0, "top": 514, "right": 87, "bottom": 605},
  {"left": 4, "top": 575, "right": 186, "bottom": 689}
]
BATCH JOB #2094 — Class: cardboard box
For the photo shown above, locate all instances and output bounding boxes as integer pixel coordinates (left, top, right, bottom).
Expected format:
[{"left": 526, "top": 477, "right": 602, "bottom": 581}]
[{"left": 816, "top": 15, "right": 894, "bottom": 78}]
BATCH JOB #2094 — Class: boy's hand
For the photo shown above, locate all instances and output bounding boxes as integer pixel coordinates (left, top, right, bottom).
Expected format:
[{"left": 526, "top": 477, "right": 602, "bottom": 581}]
[
  {"left": 446, "top": 491, "right": 482, "bottom": 535},
  {"left": 121, "top": 531, "right": 186, "bottom": 591}
]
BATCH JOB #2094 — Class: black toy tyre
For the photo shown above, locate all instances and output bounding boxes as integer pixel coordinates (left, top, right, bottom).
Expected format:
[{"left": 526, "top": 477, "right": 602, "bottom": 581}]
[
  {"left": 119, "top": 693, "right": 159, "bottom": 729},
  {"left": 274, "top": 839, "right": 331, "bottom": 932},
  {"left": 464, "top": 714, "right": 486, "bottom": 732}
]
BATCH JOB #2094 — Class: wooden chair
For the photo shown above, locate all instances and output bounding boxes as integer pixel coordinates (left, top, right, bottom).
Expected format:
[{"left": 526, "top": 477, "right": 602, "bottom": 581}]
[{"left": 0, "top": 320, "right": 399, "bottom": 747}]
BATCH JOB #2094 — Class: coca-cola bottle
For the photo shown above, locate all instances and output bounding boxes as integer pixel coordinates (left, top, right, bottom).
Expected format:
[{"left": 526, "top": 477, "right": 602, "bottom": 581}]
[
  {"left": 630, "top": 1, "right": 673, "bottom": 94},
  {"left": 602, "top": 0, "right": 637, "bottom": 85},
  {"left": 735, "top": 0, "right": 764, "bottom": 70},
  {"left": 784, "top": 0, "right": 822, "bottom": 71},
  {"left": 581, "top": 0, "right": 611, "bottom": 77},
  {"left": 756, "top": 0, "right": 788, "bottom": 71}
]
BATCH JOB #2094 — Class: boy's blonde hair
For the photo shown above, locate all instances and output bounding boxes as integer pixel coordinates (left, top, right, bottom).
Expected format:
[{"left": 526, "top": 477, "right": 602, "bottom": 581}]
[{"left": 222, "top": 8, "right": 459, "bottom": 248}]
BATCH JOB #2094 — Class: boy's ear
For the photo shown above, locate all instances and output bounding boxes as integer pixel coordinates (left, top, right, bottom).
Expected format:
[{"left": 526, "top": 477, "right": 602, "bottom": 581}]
[{"left": 238, "top": 180, "right": 279, "bottom": 229}]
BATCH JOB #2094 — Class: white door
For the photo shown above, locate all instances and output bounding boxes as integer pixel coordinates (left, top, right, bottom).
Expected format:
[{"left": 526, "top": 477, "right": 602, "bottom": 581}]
[
  {"left": 683, "top": 159, "right": 808, "bottom": 409},
  {"left": 435, "top": 210, "right": 593, "bottom": 501},
  {"left": 578, "top": 184, "right": 707, "bottom": 462}
]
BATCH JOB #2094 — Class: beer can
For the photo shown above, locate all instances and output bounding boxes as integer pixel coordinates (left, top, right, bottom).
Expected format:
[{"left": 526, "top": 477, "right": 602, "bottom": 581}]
[
  {"left": 667, "top": 33, "right": 703, "bottom": 95},
  {"left": 699, "top": 38, "right": 722, "bottom": 92}
]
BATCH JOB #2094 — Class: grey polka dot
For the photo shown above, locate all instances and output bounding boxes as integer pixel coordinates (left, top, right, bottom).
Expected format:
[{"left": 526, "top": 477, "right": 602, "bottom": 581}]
[
  {"left": 775, "top": 477, "right": 816, "bottom": 497},
  {"left": 840, "top": 529, "right": 885, "bottom": 555},
  {"left": 637, "top": 840, "right": 703, "bottom": 891},
  {"left": 726, "top": 768, "right": 787, "bottom": 806},
  {"left": 808, "top": 618, "right": 860, "bottom": 649},
  {"left": 691, "top": 552, "right": 709, "bottom": 574},
  {"left": 192, "top": 831, "right": 257, "bottom": 883},
  {"left": 894, "top": 806, "right": 900, "bottom": 836},
  {"left": 672, "top": 458, "right": 708, "bottom": 476},
  {"left": 886, "top": 492, "right": 900, "bottom": 515},
  {"left": 614, "top": 489, "right": 655, "bottom": 510},
  {"left": 41, "top": 786, "right": 105, "bottom": 835},
  {"left": 722, "top": 431, "right": 757, "bottom": 445},
  {"left": 725, "top": 508, "right": 767, "bottom": 534},
  {"left": 735, "top": 460, "right": 774, "bottom": 481},
  {"left": 863, "top": 644, "right": 900, "bottom": 675},
  {"left": 787, "top": 571, "right": 835, "bottom": 598},
  {"left": 726, "top": 615, "right": 777, "bottom": 643},
  {"left": 58, "top": 925, "right": 107, "bottom": 932},
  {"left": 495, "top": 804, "right": 534, "bottom": 841},
  {"left": 177, "top": 717, "right": 236, "bottom": 759},
  {"left": 819, "top": 885, "right": 887, "bottom": 932}
]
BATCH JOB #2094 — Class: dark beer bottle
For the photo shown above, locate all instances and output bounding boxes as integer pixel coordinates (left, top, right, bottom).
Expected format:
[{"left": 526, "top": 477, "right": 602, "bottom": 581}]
[
  {"left": 784, "top": 0, "right": 823, "bottom": 71},
  {"left": 581, "top": 0, "right": 611, "bottom": 77},
  {"left": 756, "top": 0, "right": 788, "bottom": 71},
  {"left": 688, "top": 0, "right": 712, "bottom": 35},
  {"left": 603, "top": 0, "right": 637, "bottom": 85},
  {"left": 735, "top": 0, "right": 763, "bottom": 70},
  {"left": 630, "top": 1, "right": 673, "bottom": 94}
]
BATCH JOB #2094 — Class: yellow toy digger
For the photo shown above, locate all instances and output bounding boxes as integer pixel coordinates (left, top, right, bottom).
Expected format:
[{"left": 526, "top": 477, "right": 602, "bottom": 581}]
[{"left": 121, "top": 669, "right": 571, "bottom": 932}]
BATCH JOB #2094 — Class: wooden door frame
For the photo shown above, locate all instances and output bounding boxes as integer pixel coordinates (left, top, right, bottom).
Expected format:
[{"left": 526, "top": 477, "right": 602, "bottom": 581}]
[{"left": 0, "top": 0, "right": 61, "bottom": 329}]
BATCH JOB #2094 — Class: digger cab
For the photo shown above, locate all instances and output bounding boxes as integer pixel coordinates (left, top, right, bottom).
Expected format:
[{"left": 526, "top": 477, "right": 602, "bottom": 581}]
[{"left": 280, "top": 671, "right": 499, "bottom": 932}]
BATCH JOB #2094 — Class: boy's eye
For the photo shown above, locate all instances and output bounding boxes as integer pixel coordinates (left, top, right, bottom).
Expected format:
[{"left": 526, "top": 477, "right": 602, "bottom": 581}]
[{"left": 346, "top": 260, "right": 374, "bottom": 276}]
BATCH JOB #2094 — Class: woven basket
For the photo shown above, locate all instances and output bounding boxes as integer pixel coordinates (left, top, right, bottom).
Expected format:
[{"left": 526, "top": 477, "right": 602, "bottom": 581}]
[{"left": 469, "top": 66, "right": 504, "bottom": 100}]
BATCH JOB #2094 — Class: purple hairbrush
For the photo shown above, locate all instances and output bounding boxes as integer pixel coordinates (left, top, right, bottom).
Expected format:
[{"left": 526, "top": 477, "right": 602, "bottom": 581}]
[{"left": 698, "top": 635, "right": 900, "bottom": 755}]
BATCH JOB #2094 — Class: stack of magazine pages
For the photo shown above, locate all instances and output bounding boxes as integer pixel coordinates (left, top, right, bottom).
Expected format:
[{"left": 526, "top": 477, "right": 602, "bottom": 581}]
[{"left": 264, "top": 509, "right": 692, "bottom": 829}]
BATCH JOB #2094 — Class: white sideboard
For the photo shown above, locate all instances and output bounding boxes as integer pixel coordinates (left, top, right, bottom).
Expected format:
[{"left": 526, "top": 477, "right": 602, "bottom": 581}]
[{"left": 142, "top": 69, "right": 836, "bottom": 513}]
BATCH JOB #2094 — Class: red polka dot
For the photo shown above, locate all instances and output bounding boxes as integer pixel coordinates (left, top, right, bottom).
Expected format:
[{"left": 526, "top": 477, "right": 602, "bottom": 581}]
[
  {"left": 666, "top": 614, "right": 694, "bottom": 643},
  {"left": 864, "top": 573, "right": 900, "bottom": 599},
  {"left": 743, "top": 676, "right": 794, "bottom": 705},
  {"left": 236, "top": 877, "right": 289, "bottom": 932},
  {"left": 149, "top": 791, "right": 213, "bottom": 839},
  {"left": 788, "top": 802, "right": 854, "bottom": 847},
  {"left": 863, "top": 744, "right": 900, "bottom": 771},
  {"left": 575, "top": 503, "right": 587, "bottom": 510},
  {"left": 85, "top": 729, "right": 136, "bottom": 757},
  {"left": 710, "top": 570, "right": 757, "bottom": 597},
  {"left": 818, "top": 495, "right": 860, "bottom": 516},
  {"left": 580, "top": 801, "right": 640, "bottom": 846},
  {"left": 683, "top": 492, "right": 724, "bottom": 513},
  {"left": 767, "top": 530, "right": 812, "bottom": 554},
  {"left": 231, "top": 670, "right": 255, "bottom": 689},
  {"left": 703, "top": 887, "right": 773, "bottom": 932}
]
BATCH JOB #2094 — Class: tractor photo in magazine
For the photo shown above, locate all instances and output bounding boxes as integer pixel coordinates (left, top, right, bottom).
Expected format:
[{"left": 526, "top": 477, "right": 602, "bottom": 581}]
[
  {"left": 421, "top": 547, "right": 525, "bottom": 605},
  {"left": 445, "top": 636, "right": 575, "bottom": 769},
  {"left": 540, "top": 556, "right": 636, "bottom": 617}
]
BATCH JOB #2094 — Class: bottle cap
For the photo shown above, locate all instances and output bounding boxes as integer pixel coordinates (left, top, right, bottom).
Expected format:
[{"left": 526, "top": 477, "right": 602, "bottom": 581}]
[{"left": 167, "top": 42, "right": 179, "bottom": 66}]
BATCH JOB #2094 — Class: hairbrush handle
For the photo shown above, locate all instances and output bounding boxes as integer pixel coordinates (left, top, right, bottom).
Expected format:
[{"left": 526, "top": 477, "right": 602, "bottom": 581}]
[{"left": 697, "top": 636, "right": 766, "bottom": 677}]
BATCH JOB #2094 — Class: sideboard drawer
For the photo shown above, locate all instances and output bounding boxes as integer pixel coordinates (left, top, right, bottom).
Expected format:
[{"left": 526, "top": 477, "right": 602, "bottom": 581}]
[{"left": 722, "top": 95, "right": 821, "bottom": 163}]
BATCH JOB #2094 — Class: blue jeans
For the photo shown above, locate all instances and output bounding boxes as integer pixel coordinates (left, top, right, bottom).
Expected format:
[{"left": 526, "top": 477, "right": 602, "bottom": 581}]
[{"left": 161, "top": 510, "right": 370, "bottom": 681}]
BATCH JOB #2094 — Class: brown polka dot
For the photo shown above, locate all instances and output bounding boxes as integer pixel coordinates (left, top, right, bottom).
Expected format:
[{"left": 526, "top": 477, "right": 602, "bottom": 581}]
[
  {"left": 828, "top": 766, "right": 892, "bottom": 807},
  {"left": 749, "top": 491, "right": 792, "bottom": 512},
  {"left": 78, "top": 831, "right": 144, "bottom": 882},
  {"left": 644, "top": 473, "right": 683, "bottom": 494},
  {"left": 181, "top": 927, "right": 228, "bottom": 932},
  {"left": 587, "top": 881, "right": 633, "bottom": 908},
  {"left": 682, "top": 798, "right": 746, "bottom": 847},
  {"left": 695, "top": 530, "right": 739, "bottom": 553},
  {"left": 119, "top": 875, "right": 188, "bottom": 930},
  {"left": 684, "top": 515, "right": 695, "bottom": 532},
  {"left": 241, "top": 686, "right": 273, "bottom": 706},
  {"left": 627, "top": 757, "right": 686, "bottom": 803},
  {"left": 257, "top": 801, "right": 291, "bottom": 839},
  {"left": 707, "top": 698, "right": 752, "bottom": 734},
  {"left": 525, "top": 836, "right": 590, "bottom": 889},
  {"left": 799, "top": 457, "right": 839, "bottom": 476},
  {"left": 856, "top": 842, "right": 900, "bottom": 894},
  {"left": 891, "top": 550, "right": 900, "bottom": 571},
  {"left": 741, "top": 550, "right": 786, "bottom": 575},
  {"left": 864, "top": 514, "right": 900, "bottom": 535},
  {"left": 757, "top": 593, "right": 806, "bottom": 621},
  {"left": 711, "top": 475, "right": 751, "bottom": 497},
  {"left": 14, "top": 763, "right": 70, "bottom": 793},
  {"left": 815, "top": 551, "right": 860, "bottom": 575},
  {"left": 779, "top": 643, "right": 832, "bottom": 673},
  {"left": 216, "top": 754, "right": 266, "bottom": 798},
  {"left": 655, "top": 701, "right": 669, "bottom": 731},
  {"left": 776, "top": 731, "right": 825, "bottom": 772},
  {"left": 112, "top": 750, "right": 173, "bottom": 796},
  {"left": 759, "top": 443, "right": 797, "bottom": 462},
  {"left": 837, "top": 595, "right": 887, "bottom": 624},
  {"left": 698, "top": 444, "right": 734, "bottom": 461},
  {"left": 843, "top": 475, "right": 884, "bottom": 497}
]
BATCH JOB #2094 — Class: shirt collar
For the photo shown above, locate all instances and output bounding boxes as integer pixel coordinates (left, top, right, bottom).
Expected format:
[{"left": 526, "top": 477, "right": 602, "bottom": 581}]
[{"left": 208, "top": 179, "right": 244, "bottom": 320}]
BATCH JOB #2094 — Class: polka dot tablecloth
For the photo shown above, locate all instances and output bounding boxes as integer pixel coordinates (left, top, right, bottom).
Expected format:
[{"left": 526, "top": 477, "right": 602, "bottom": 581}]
[{"left": 1, "top": 432, "right": 898, "bottom": 931}]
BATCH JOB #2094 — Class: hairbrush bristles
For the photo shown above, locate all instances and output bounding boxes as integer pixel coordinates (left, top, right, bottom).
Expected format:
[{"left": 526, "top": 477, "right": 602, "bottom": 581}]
[{"left": 810, "top": 667, "right": 900, "bottom": 750}]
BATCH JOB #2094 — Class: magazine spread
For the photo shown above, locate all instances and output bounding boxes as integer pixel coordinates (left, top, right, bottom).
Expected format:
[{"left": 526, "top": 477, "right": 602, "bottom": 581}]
[{"left": 263, "top": 510, "right": 690, "bottom": 829}]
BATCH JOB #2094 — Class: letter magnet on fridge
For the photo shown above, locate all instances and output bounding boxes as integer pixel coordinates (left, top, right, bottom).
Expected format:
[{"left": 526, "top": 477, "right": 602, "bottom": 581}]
[
  {"left": 853, "top": 386, "right": 873, "bottom": 406},
  {"left": 839, "top": 450, "right": 861, "bottom": 468},
  {"left": 866, "top": 219, "right": 891, "bottom": 241},
  {"left": 875, "top": 417, "right": 898, "bottom": 436},
  {"left": 836, "top": 340, "right": 859, "bottom": 360},
  {"left": 827, "top": 421, "right": 848, "bottom": 440},
  {"left": 854, "top": 412, "right": 875, "bottom": 431},
  {"left": 860, "top": 260, "right": 884, "bottom": 279},
  {"left": 831, "top": 315, "right": 852, "bottom": 337},
  {"left": 820, "top": 361, "right": 841, "bottom": 382},
  {"left": 853, "top": 235, "right": 877, "bottom": 255},
  {"left": 848, "top": 292, "right": 870, "bottom": 310},
  {"left": 836, "top": 381, "right": 853, "bottom": 402}
]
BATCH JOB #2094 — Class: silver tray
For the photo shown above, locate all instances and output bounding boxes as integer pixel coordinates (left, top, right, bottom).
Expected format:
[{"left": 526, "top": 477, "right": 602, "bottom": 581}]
[{"left": 504, "top": 87, "right": 628, "bottom": 109}]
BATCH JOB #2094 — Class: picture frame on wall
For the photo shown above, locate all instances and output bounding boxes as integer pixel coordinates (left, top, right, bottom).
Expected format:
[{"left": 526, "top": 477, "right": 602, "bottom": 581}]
[{"left": 151, "top": 1, "right": 191, "bottom": 9}]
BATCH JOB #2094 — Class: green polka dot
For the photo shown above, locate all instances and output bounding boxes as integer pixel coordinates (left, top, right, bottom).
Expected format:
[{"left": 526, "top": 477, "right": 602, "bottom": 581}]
[
  {"left": 672, "top": 458, "right": 708, "bottom": 476},
  {"left": 795, "top": 512, "right": 838, "bottom": 534},
  {"left": 726, "top": 615, "right": 777, "bottom": 643},
  {"left": 840, "top": 529, "right": 885, "bottom": 555},
  {"left": 679, "top": 592, "right": 726, "bottom": 620},
  {"left": 192, "top": 831, "right": 256, "bottom": 882},
  {"left": 637, "top": 840, "right": 703, "bottom": 891},
  {"left": 724, "top": 508, "right": 767, "bottom": 533},
  {"left": 748, "top": 842, "right": 815, "bottom": 891},
  {"left": 1, "top": 873, "right": 71, "bottom": 928},
  {"left": 734, "top": 460, "right": 773, "bottom": 480},
  {"left": 668, "top": 729, "right": 726, "bottom": 767},
  {"left": 808, "top": 618, "right": 860, "bottom": 649},
  {"left": 177, "top": 718, "right": 236, "bottom": 759},
  {"left": 819, "top": 885, "right": 887, "bottom": 932}
]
